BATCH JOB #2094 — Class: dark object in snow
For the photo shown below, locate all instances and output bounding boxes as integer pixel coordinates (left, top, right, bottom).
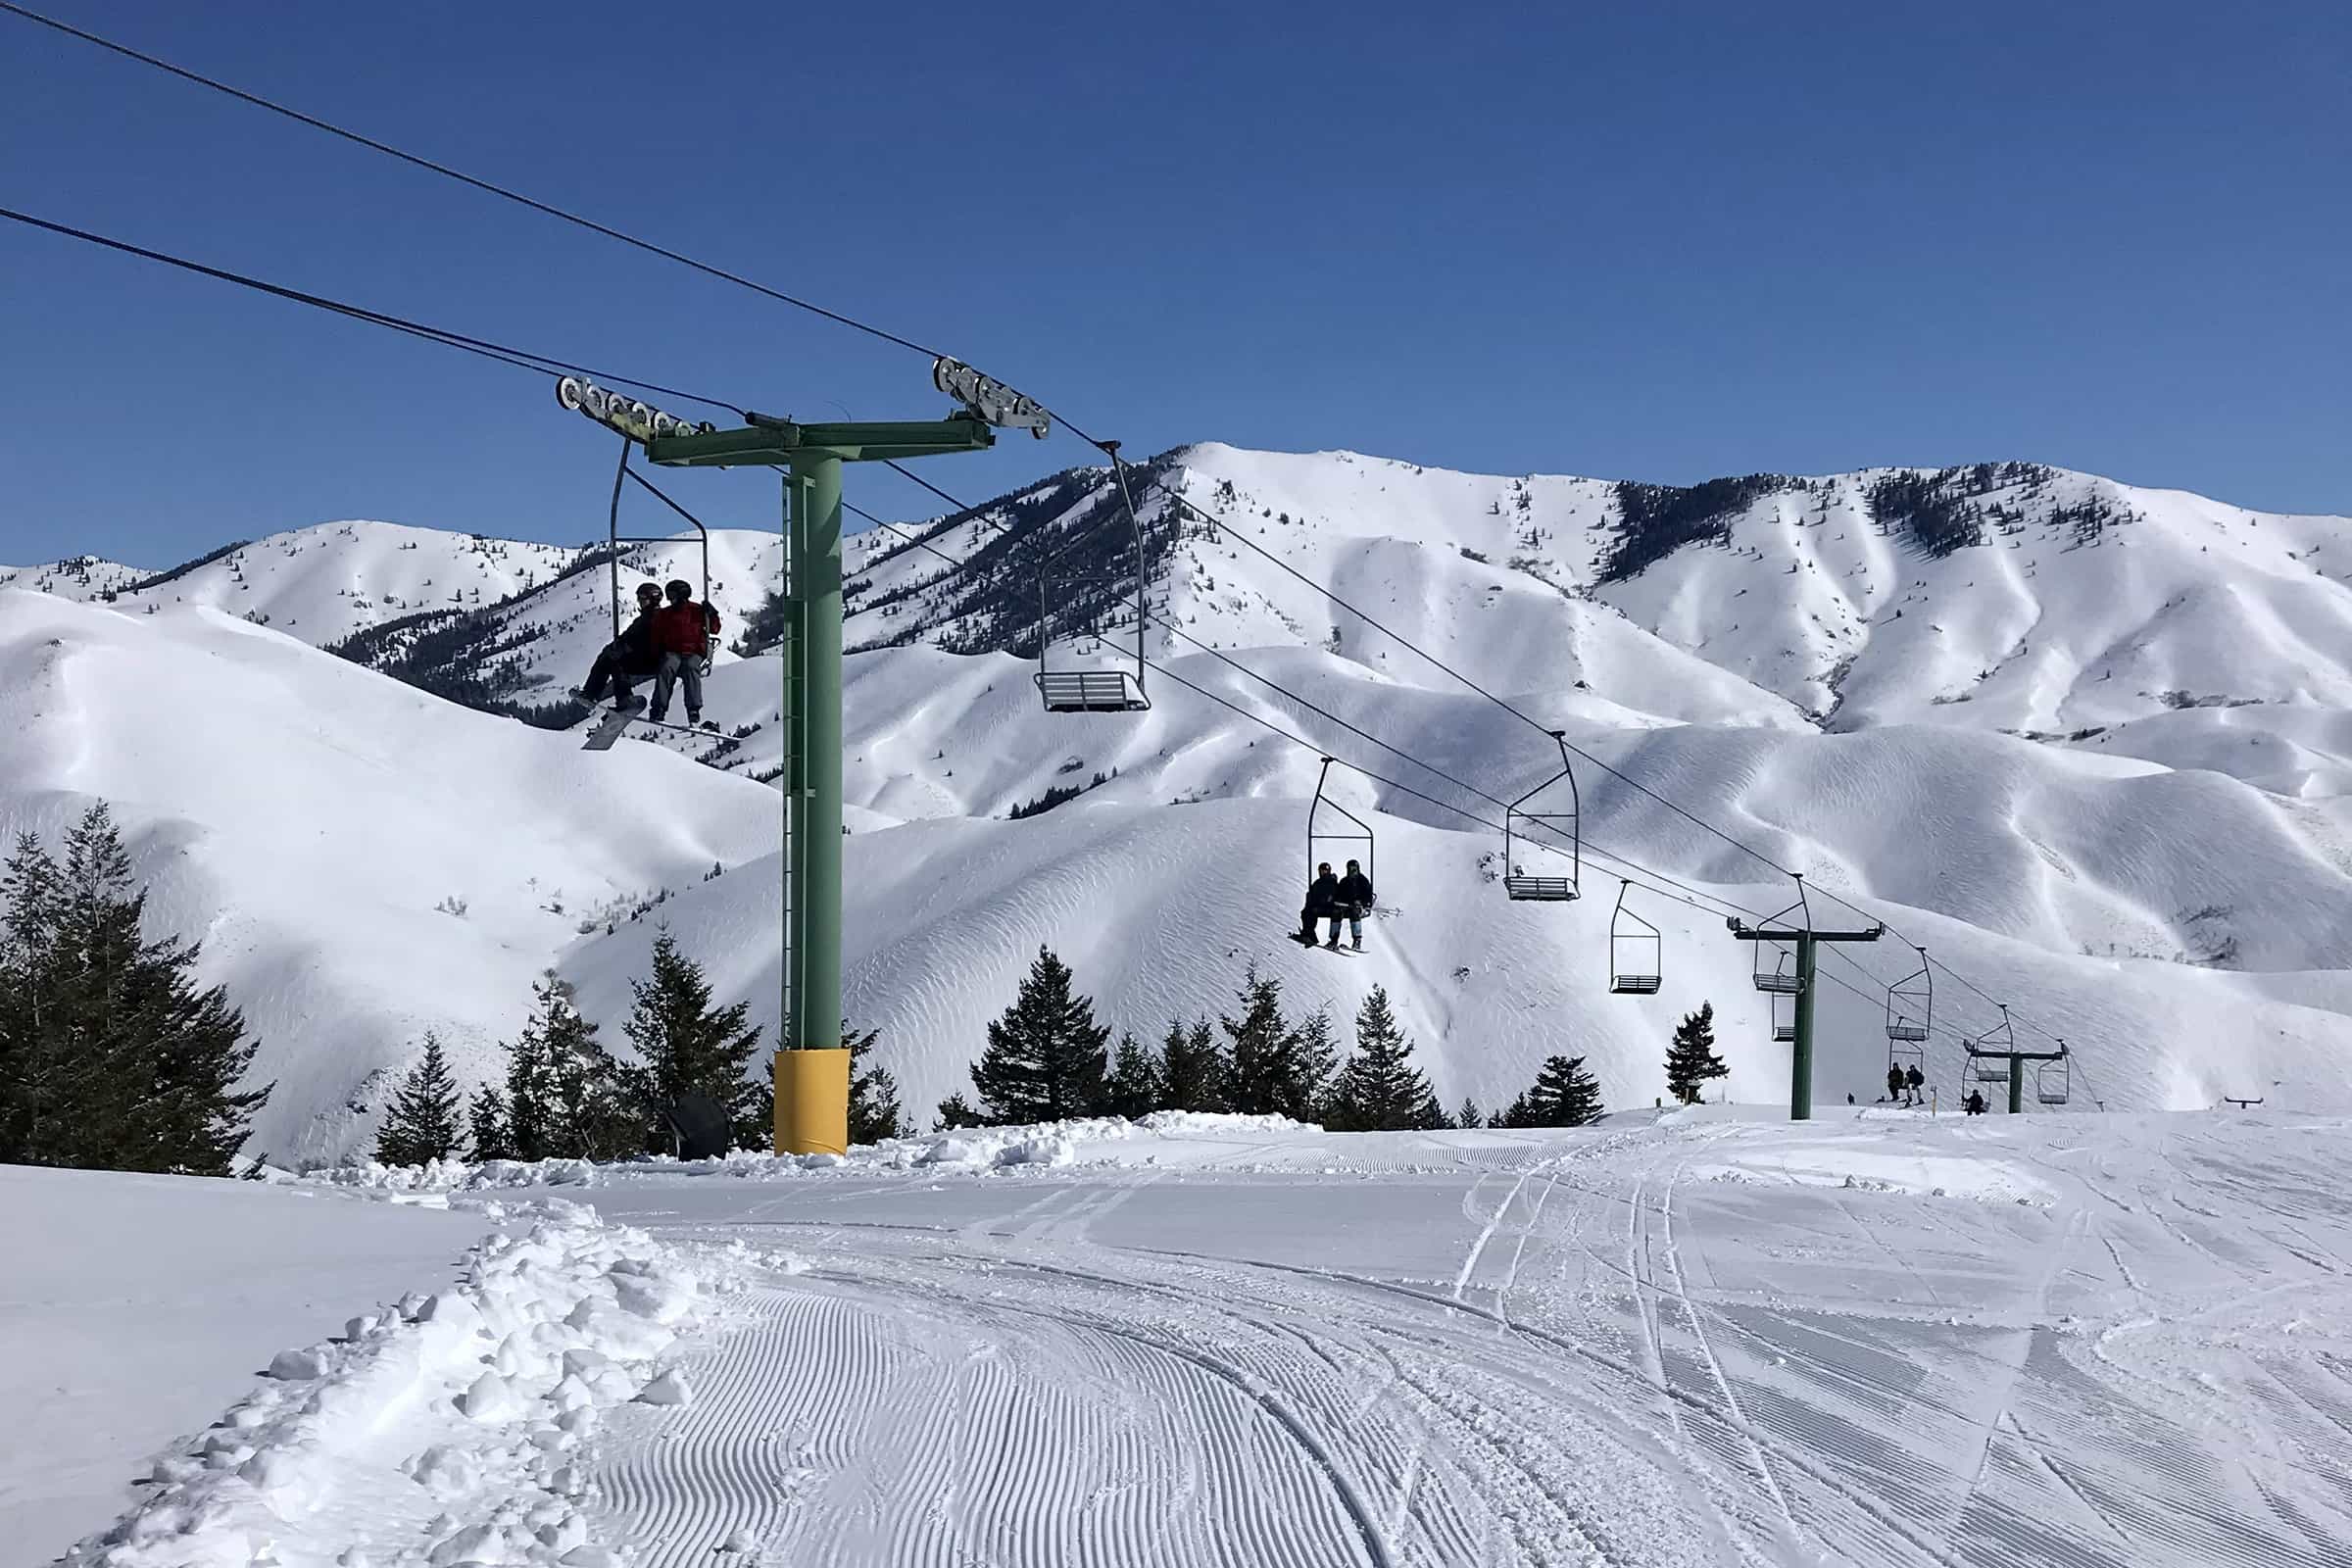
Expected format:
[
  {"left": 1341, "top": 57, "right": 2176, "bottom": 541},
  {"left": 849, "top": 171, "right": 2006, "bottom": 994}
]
[{"left": 662, "top": 1092, "right": 731, "bottom": 1160}]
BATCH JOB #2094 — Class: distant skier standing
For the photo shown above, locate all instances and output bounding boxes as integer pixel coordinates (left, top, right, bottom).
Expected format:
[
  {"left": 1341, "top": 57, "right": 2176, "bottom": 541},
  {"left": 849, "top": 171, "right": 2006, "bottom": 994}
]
[
  {"left": 1333, "top": 858, "right": 1374, "bottom": 951},
  {"left": 575, "top": 580, "right": 664, "bottom": 711},
  {"left": 1298, "top": 862, "right": 1340, "bottom": 945},
  {"left": 650, "top": 579, "right": 723, "bottom": 727}
]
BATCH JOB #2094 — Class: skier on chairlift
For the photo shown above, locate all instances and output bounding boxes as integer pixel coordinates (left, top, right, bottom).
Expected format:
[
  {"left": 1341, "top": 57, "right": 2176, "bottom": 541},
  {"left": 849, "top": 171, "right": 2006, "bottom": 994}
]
[
  {"left": 1333, "top": 858, "right": 1374, "bottom": 951},
  {"left": 1298, "top": 862, "right": 1340, "bottom": 946},
  {"left": 1965, "top": 1088, "right": 1987, "bottom": 1115},
  {"left": 650, "top": 579, "right": 723, "bottom": 728},
  {"left": 575, "top": 580, "right": 664, "bottom": 713},
  {"left": 1904, "top": 1062, "right": 1926, "bottom": 1106},
  {"left": 1885, "top": 1062, "right": 1905, "bottom": 1104}
]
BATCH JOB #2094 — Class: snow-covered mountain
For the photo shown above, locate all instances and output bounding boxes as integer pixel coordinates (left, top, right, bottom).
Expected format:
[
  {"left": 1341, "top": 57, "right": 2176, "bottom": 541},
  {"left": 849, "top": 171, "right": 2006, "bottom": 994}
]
[{"left": 5, "top": 444, "right": 2348, "bottom": 1159}]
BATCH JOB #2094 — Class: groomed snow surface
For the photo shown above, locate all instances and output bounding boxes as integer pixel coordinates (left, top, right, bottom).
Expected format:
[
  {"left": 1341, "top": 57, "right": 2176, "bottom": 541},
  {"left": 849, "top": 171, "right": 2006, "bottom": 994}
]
[{"left": 34, "top": 1107, "right": 2352, "bottom": 1568}]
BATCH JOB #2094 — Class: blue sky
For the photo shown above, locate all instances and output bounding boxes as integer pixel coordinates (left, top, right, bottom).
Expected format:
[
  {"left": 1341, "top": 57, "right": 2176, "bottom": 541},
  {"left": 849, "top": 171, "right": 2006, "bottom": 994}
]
[{"left": 2, "top": 1, "right": 2345, "bottom": 566}]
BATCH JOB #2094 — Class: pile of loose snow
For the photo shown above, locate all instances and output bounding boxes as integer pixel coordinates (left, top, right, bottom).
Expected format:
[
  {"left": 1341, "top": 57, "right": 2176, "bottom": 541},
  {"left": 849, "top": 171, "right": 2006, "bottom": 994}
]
[
  {"left": 312, "top": 1112, "right": 1318, "bottom": 1193},
  {"left": 61, "top": 1206, "right": 757, "bottom": 1568}
]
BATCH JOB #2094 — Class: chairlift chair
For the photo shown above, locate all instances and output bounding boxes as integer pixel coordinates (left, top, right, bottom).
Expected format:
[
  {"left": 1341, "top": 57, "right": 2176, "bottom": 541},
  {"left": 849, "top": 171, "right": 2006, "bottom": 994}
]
[
  {"left": 1036, "top": 443, "right": 1150, "bottom": 712},
  {"left": 1886, "top": 947, "right": 1931, "bottom": 1043},
  {"left": 1971, "top": 1054, "right": 2011, "bottom": 1082},
  {"left": 2036, "top": 1047, "right": 2071, "bottom": 1105},
  {"left": 1608, "top": 883, "right": 1661, "bottom": 994},
  {"left": 1502, "top": 730, "right": 1581, "bottom": 902},
  {"left": 1770, "top": 990, "right": 1797, "bottom": 1043},
  {"left": 1306, "top": 757, "right": 1375, "bottom": 902},
  {"left": 604, "top": 437, "right": 711, "bottom": 645},
  {"left": 1750, "top": 876, "right": 1811, "bottom": 994}
]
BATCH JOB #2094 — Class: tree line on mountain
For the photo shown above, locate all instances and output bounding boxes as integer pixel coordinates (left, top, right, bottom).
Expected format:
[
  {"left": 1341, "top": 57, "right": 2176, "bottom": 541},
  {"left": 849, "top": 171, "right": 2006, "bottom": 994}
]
[{"left": 0, "top": 805, "right": 268, "bottom": 1175}]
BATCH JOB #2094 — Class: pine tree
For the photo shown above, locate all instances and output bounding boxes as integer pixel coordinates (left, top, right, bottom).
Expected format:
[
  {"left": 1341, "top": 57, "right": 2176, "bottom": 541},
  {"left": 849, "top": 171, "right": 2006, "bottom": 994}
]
[
  {"left": 935, "top": 1091, "right": 985, "bottom": 1129},
  {"left": 847, "top": 1024, "right": 908, "bottom": 1144},
  {"left": 1157, "top": 1018, "right": 1227, "bottom": 1113},
  {"left": 1455, "top": 1097, "right": 1485, "bottom": 1132},
  {"left": 467, "top": 1087, "right": 513, "bottom": 1161},
  {"left": 1101, "top": 1031, "right": 1164, "bottom": 1120},
  {"left": 1286, "top": 1006, "right": 1341, "bottom": 1123},
  {"left": 1222, "top": 963, "right": 1303, "bottom": 1116},
  {"left": 1494, "top": 1054, "right": 1605, "bottom": 1127},
  {"left": 376, "top": 1032, "right": 464, "bottom": 1165},
  {"left": 0, "top": 807, "right": 267, "bottom": 1173},
  {"left": 1665, "top": 1002, "right": 1728, "bottom": 1104},
  {"left": 1327, "top": 987, "right": 1443, "bottom": 1131},
  {"left": 968, "top": 947, "right": 1111, "bottom": 1124},
  {"left": 619, "top": 932, "right": 764, "bottom": 1150}
]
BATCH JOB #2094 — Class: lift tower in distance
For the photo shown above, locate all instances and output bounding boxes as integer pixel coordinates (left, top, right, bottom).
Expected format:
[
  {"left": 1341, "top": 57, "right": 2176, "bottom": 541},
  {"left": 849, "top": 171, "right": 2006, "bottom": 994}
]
[
  {"left": 1727, "top": 877, "right": 1883, "bottom": 1121},
  {"left": 613, "top": 360, "right": 1043, "bottom": 1154}
]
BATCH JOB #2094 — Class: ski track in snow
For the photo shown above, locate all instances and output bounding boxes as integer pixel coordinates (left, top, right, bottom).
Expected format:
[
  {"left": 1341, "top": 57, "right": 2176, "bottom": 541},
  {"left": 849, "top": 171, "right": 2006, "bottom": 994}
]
[{"left": 537, "top": 1111, "right": 2352, "bottom": 1568}]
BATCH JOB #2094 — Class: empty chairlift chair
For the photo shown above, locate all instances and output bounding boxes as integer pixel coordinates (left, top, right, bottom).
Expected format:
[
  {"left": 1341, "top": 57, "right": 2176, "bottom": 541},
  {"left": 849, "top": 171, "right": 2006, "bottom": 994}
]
[
  {"left": 1608, "top": 884, "right": 1661, "bottom": 994},
  {"left": 1770, "top": 989, "right": 1797, "bottom": 1043},
  {"left": 1749, "top": 876, "right": 1811, "bottom": 995},
  {"left": 1502, "top": 731, "right": 1581, "bottom": 902},
  {"left": 2036, "top": 1047, "right": 2071, "bottom": 1105},
  {"left": 1035, "top": 443, "right": 1151, "bottom": 713},
  {"left": 1968, "top": 1004, "right": 2016, "bottom": 1080}
]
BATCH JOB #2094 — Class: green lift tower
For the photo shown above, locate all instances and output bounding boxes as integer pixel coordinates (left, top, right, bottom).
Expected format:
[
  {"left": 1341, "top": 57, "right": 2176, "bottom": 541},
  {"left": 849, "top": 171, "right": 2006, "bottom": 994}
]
[{"left": 561, "top": 361, "right": 1044, "bottom": 1152}]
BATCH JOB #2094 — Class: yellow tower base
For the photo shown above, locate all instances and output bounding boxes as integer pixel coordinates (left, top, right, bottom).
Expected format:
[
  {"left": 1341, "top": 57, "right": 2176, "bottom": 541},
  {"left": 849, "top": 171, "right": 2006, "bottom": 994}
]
[{"left": 774, "top": 1048, "right": 851, "bottom": 1155}]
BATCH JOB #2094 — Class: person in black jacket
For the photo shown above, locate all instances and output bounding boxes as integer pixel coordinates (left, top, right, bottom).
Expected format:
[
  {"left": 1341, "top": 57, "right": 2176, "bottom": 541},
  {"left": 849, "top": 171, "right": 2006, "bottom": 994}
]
[
  {"left": 1333, "top": 858, "right": 1374, "bottom": 951},
  {"left": 1904, "top": 1063, "right": 1926, "bottom": 1106},
  {"left": 1965, "top": 1088, "right": 1987, "bottom": 1115},
  {"left": 576, "top": 581, "right": 664, "bottom": 711},
  {"left": 1298, "top": 862, "right": 1339, "bottom": 944}
]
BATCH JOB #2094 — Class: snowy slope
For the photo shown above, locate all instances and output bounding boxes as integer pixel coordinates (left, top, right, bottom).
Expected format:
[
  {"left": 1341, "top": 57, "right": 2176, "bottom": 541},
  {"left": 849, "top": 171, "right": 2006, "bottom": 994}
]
[
  {"left": 39, "top": 1108, "right": 2352, "bottom": 1567},
  {"left": 0, "top": 590, "right": 779, "bottom": 1163},
  {"left": 0, "top": 1166, "right": 485, "bottom": 1568},
  {"left": 5, "top": 445, "right": 2350, "bottom": 1158}
]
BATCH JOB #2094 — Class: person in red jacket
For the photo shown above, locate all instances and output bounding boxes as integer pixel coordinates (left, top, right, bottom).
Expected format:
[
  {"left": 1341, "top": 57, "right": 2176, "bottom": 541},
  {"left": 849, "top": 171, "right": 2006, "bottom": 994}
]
[{"left": 649, "top": 579, "right": 722, "bottom": 725}]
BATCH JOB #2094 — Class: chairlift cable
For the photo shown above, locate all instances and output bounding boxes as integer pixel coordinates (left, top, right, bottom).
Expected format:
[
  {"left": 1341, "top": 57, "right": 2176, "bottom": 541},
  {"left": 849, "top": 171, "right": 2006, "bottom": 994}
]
[
  {"left": 0, "top": 0, "right": 948, "bottom": 364},
  {"left": 0, "top": 205, "right": 744, "bottom": 416}
]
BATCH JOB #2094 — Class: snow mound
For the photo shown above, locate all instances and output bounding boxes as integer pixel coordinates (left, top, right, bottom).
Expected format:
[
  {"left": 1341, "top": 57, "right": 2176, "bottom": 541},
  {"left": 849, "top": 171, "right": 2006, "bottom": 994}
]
[{"left": 60, "top": 1207, "right": 748, "bottom": 1568}]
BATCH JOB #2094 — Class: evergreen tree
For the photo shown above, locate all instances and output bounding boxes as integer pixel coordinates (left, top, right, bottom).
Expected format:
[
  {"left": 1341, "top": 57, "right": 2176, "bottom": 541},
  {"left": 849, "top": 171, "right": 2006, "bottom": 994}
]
[
  {"left": 935, "top": 1091, "right": 985, "bottom": 1129},
  {"left": 376, "top": 1032, "right": 465, "bottom": 1165},
  {"left": 1222, "top": 963, "right": 1303, "bottom": 1116},
  {"left": 1101, "top": 1031, "right": 1164, "bottom": 1120},
  {"left": 0, "top": 806, "right": 266, "bottom": 1173},
  {"left": 1494, "top": 1054, "right": 1605, "bottom": 1128},
  {"left": 1157, "top": 1018, "right": 1227, "bottom": 1113},
  {"left": 1454, "top": 1097, "right": 1485, "bottom": 1132},
  {"left": 467, "top": 1087, "right": 513, "bottom": 1161},
  {"left": 619, "top": 931, "right": 764, "bottom": 1150},
  {"left": 1326, "top": 987, "right": 1443, "bottom": 1131},
  {"left": 1665, "top": 1002, "right": 1727, "bottom": 1105},
  {"left": 847, "top": 1025, "right": 908, "bottom": 1144},
  {"left": 542, "top": 990, "right": 634, "bottom": 1161},
  {"left": 968, "top": 947, "right": 1111, "bottom": 1123},
  {"left": 1286, "top": 1006, "right": 1341, "bottom": 1124}
]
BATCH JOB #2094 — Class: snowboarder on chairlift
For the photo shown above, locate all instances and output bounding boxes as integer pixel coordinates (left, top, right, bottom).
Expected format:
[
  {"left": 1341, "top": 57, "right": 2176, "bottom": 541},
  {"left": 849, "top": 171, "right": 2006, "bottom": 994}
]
[
  {"left": 1965, "top": 1088, "right": 1987, "bottom": 1115},
  {"left": 1298, "top": 862, "right": 1340, "bottom": 945},
  {"left": 1904, "top": 1063, "right": 1926, "bottom": 1106},
  {"left": 1334, "top": 858, "right": 1374, "bottom": 951},
  {"left": 650, "top": 579, "right": 723, "bottom": 727},
  {"left": 575, "top": 581, "right": 664, "bottom": 712},
  {"left": 1886, "top": 1063, "right": 1905, "bottom": 1104}
]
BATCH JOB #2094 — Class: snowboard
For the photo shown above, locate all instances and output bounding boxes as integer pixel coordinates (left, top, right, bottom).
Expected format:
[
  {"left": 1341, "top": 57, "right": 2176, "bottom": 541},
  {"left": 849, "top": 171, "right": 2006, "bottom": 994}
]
[{"left": 580, "top": 704, "right": 640, "bottom": 751}]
